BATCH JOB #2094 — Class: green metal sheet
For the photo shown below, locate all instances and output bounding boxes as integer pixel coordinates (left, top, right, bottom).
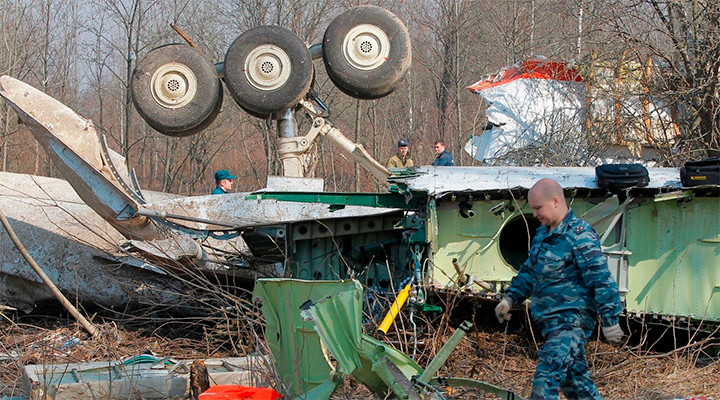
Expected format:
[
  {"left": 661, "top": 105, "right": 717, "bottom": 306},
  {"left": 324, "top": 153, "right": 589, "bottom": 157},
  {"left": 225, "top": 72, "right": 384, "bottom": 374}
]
[
  {"left": 253, "top": 279, "right": 361, "bottom": 398},
  {"left": 431, "top": 197, "right": 599, "bottom": 288},
  {"left": 433, "top": 204, "right": 517, "bottom": 286},
  {"left": 258, "top": 278, "right": 524, "bottom": 400},
  {"left": 625, "top": 197, "right": 720, "bottom": 320},
  {"left": 247, "top": 191, "right": 424, "bottom": 210},
  {"left": 299, "top": 281, "right": 423, "bottom": 397},
  {"left": 303, "top": 292, "right": 524, "bottom": 399}
]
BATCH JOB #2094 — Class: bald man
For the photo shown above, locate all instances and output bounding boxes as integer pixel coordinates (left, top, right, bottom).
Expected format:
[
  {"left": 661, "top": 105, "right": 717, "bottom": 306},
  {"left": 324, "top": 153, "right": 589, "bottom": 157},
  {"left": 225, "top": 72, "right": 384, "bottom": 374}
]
[{"left": 495, "top": 178, "right": 622, "bottom": 399}]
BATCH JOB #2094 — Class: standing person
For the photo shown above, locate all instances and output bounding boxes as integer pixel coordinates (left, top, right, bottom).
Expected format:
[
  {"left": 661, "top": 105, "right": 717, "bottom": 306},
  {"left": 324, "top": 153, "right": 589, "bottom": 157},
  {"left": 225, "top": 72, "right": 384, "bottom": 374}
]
[
  {"left": 211, "top": 169, "right": 236, "bottom": 194},
  {"left": 431, "top": 140, "right": 454, "bottom": 166},
  {"left": 387, "top": 139, "right": 414, "bottom": 168},
  {"left": 495, "top": 178, "right": 623, "bottom": 400}
]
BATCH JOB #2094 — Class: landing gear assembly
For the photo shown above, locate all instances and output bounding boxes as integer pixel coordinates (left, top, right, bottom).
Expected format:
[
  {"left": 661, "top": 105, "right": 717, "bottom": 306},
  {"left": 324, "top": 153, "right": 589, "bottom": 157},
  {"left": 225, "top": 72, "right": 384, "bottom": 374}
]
[{"left": 131, "top": 6, "right": 411, "bottom": 179}]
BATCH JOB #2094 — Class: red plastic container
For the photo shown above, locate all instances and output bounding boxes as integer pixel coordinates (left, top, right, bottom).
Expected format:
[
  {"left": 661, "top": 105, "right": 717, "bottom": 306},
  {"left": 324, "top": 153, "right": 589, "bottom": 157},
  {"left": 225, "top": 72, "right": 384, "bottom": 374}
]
[{"left": 198, "top": 385, "right": 282, "bottom": 400}]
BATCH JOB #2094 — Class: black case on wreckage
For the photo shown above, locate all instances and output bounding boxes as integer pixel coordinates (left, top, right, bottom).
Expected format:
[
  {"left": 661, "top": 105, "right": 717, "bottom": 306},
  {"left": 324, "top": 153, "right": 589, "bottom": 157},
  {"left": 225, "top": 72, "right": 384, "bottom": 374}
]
[
  {"left": 681, "top": 157, "right": 720, "bottom": 187},
  {"left": 595, "top": 163, "right": 650, "bottom": 190}
]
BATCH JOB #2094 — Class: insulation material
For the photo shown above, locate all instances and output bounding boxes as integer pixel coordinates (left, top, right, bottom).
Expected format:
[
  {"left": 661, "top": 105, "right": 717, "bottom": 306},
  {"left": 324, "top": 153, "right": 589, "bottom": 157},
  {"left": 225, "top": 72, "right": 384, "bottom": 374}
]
[
  {"left": 466, "top": 59, "right": 585, "bottom": 164},
  {"left": 465, "top": 58, "right": 678, "bottom": 164}
]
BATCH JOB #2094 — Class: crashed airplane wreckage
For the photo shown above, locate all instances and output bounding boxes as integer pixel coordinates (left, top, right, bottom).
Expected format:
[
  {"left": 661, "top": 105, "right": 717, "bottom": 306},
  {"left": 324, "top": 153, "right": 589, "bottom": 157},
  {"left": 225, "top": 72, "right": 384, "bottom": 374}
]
[
  {"left": 464, "top": 58, "right": 680, "bottom": 165},
  {"left": 2, "top": 8, "right": 720, "bottom": 327},
  {"left": 254, "top": 166, "right": 720, "bottom": 329},
  {"left": 2, "top": 71, "right": 719, "bottom": 330},
  {"left": 0, "top": 171, "right": 193, "bottom": 313},
  {"left": 0, "top": 75, "right": 399, "bottom": 312},
  {"left": 1, "top": 4, "right": 720, "bottom": 395},
  {"left": 0, "top": 4, "right": 411, "bottom": 313}
]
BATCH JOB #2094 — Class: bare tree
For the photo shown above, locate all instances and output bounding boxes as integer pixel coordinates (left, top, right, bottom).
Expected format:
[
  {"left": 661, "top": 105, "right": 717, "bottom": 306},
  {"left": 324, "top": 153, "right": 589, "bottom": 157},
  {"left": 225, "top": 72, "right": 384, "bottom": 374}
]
[
  {"left": 412, "top": 0, "right": 490, "bottom": 165},
  {"left": 34, "top": 0, "right": 79, "bottom": 175},
  {"left": 0, "top": 0, "right": 80, "bottom": 175},
  {"left": 597, "top": 0, "right": 720, "bottom": 160},
  {"left": 83, "top": 0, "right": 162, "bottom": 169},
  {"left": 0, "top": 0, "right": 35, "bottom": 172}
]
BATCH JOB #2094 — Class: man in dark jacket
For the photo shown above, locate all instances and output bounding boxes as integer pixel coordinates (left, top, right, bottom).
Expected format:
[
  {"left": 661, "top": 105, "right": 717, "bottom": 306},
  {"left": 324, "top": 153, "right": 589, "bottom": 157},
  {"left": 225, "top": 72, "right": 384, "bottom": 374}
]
[
  {"left": 431, "top": 140, "right": 454, "bottom": 166},
  {"left": 211, "top": 169, "right": 236, "bottom": 194}
]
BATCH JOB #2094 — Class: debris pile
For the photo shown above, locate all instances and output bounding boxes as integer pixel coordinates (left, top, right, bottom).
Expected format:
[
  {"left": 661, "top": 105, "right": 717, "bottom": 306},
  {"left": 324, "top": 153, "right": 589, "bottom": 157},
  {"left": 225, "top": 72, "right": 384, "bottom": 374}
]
[{"left": 1, "top": 305, "right": 720, "bottom": 399}]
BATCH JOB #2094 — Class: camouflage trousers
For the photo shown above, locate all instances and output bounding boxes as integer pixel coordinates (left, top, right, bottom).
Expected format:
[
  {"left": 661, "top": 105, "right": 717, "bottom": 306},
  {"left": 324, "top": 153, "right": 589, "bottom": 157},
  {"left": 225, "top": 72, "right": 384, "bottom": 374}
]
[{"left": 530, "top": 323, "right": 602, "bottom": 399}]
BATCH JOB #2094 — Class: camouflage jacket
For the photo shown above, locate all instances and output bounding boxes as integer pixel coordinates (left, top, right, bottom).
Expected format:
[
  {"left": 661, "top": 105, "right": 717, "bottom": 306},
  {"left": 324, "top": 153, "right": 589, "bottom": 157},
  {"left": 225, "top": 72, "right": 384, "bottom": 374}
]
[{"left": 505, "top": 209, "right": 621, "bottom": 330}]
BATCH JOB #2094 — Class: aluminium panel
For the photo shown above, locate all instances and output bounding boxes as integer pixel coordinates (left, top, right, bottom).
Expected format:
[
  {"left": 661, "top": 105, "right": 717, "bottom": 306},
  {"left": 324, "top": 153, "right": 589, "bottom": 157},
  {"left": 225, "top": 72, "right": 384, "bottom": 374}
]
[{"left": 625, "top": 196, "right": 720, "bottom": 320}]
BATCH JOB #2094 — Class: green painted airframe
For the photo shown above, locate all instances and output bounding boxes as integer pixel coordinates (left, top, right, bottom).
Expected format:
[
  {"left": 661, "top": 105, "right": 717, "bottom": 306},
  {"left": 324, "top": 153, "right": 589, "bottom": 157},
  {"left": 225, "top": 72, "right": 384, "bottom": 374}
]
[{"left": 253, "top": 165, "right": 720, "bottom": 325}]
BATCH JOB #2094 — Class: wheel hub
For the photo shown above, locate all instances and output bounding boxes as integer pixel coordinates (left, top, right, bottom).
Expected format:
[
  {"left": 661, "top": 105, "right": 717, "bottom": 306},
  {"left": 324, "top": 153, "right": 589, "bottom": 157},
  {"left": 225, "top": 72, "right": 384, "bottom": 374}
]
[
  {"left": 245, "top": 45, "right": 292, "bottom": 91},
  {"left": 150, "top": 63, "right": 197, "bottom": 109},
  {"left": 343, "top": 24, "right": 390, "bottom": 71}
]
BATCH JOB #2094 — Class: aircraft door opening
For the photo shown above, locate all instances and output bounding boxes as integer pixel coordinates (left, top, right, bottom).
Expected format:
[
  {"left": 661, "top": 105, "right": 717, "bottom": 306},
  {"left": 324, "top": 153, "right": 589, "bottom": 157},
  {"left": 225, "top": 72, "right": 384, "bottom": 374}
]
[{"left": 499, "top": 214, "right": 540, "bottom": 270}]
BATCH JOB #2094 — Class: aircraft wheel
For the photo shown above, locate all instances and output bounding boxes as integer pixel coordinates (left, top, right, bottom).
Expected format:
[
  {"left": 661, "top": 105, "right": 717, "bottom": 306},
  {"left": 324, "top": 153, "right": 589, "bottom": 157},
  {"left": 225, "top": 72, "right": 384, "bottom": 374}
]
[
  {"left": 238, "top": 103, "right": 271, "bottom": 120},
  {"left": 322, "top": 5, "right": 411, "bottom": 99},
  {"left": 224, "top": 26, "right": 313, "bottom": 115},
  {"left": 131, "top": 44, "right": 222, "bottom": 137}
]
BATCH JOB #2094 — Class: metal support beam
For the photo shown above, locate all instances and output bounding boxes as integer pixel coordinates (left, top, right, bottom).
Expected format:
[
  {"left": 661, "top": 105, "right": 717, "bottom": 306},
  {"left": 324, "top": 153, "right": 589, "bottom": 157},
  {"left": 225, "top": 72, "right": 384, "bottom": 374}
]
[
  {"left": 248, "top": 191, "right": 424, "bottom": 210},
  {"left": 418, "top": 321, "right": 472, "bottom": 383}
]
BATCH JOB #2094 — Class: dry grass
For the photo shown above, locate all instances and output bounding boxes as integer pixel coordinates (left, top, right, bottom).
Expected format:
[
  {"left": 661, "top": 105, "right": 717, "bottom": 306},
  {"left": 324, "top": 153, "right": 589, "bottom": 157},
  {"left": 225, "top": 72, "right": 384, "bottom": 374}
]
[
  {"left": 326, "top": 324, "right": 720, "bottom": 399},
  {"left": 2, "top": 305, "right": 719, "bottom": 400},
  {"left": 438, "top": 329, "right": 720, "bottom": 399},
  {"left": 0, "top": 322, "right": 228, "bottom": 397}
]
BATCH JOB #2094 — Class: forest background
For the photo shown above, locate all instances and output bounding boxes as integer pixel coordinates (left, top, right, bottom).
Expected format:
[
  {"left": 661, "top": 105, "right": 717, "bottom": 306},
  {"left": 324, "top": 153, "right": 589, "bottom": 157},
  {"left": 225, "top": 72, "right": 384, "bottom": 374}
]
[{"left": 0, "top": 0, "right": 718, "bottom": 194}]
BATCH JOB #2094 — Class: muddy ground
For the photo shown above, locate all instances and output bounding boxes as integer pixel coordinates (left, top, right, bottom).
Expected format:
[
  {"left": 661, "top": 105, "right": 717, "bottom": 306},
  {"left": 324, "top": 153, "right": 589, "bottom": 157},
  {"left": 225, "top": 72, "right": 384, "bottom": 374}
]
[{"left": 1, "top": 304, "right": 718, "bottom": 399}]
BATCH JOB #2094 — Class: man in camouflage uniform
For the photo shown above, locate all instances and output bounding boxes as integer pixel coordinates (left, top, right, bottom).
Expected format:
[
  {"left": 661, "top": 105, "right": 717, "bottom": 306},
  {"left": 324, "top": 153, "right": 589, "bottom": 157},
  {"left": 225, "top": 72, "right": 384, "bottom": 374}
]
[{"left": 495, "top": 178, "right": 623, "bottom": 399}]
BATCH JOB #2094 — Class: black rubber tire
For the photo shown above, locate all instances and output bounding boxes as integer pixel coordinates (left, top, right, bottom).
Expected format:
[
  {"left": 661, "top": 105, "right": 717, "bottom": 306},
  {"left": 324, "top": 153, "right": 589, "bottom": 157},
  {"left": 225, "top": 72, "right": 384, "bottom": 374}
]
[
  {"left": 237, "top": 67, "right": 316, "bottom": 120},
  {"left": 322, "top": 6, "right": 411, "bottom": 99},
  {"left": 131, "top": 44, "right": 222, "bottom": 137},
  {"left": 224, "top": 26, "right": 313, "bottom": 115},
  {"left": 186, "top": 85, "right": 224, "bottom": 133},
  {"left": 239, "top": 102, "right": 271, "bottom": 120}
]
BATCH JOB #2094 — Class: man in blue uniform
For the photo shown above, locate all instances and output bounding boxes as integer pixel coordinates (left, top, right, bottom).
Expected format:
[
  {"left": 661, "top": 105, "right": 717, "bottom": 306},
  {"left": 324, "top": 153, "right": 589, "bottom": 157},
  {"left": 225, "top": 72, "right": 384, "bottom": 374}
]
[
  {"left": 431, "top": 140, "right": 454, "bottom": 166},
  {"left": 495, "top": 178, "right": 623, "bottom": 399},
  {"left": 211, "top": 169, "right": 236, "bottom": 194}
]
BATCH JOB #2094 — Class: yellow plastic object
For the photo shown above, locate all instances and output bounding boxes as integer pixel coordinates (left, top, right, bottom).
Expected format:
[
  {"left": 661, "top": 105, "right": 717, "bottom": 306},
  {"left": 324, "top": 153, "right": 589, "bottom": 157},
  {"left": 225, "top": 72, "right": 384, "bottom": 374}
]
[{"left": 377, "top": 284, "right": 412, "bottom": 335}]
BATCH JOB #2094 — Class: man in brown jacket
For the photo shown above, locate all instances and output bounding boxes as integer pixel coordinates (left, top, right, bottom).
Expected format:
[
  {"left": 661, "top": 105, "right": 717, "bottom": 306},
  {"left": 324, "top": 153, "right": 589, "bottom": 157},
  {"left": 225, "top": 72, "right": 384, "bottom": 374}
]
[{"left": 387, "top": 139, "right": 414, "bottom": 168}]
